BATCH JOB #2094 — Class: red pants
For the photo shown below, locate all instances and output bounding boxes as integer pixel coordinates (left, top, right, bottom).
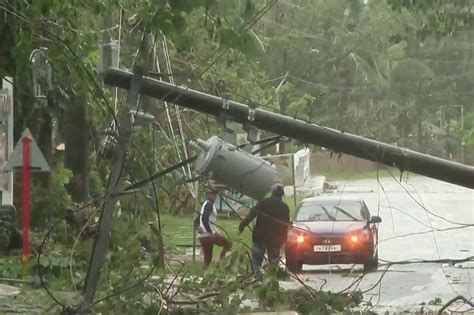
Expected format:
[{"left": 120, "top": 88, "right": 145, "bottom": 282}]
[{"left": 198, "top": 233, "right": 232, "bottom": 268}]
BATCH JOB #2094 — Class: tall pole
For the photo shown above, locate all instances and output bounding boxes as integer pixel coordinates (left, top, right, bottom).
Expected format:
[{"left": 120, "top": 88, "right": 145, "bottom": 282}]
[
  {"left": 192, "top": 182, "right": 198, "bottom": 263},
  {"left": 461, "top": 105, "right": 464, "bottom": 163},
  {"left": 21, "top": 136, "right": 31, "bottom": 266},
  {"left": 81, "top": 67, "right": 143, "bottom": 310},
  {"left": 104, "top": 68, "right": 474, "bottom": 189},
  {"left": 292, "top": 155, "right": 297, "bottom": 211}
]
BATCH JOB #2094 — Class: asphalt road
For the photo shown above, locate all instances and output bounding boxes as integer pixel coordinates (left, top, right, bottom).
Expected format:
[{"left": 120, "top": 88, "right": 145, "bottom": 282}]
[{"left": 281, "top": 175, "right": 474, "bottom": 313}]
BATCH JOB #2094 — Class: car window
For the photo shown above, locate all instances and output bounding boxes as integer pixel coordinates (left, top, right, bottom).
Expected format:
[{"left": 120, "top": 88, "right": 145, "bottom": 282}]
[
  {"left": 363, "top": 204, "right": 370, "bottom": 219},
  {"left": 295, "top": 201, "right": 366, "bottom": 222}
]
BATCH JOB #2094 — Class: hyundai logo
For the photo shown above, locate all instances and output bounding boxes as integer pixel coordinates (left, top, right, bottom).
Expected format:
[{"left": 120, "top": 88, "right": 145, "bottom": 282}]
[{"left": 322, "top": 239, "right": 331, "bottom": 244}]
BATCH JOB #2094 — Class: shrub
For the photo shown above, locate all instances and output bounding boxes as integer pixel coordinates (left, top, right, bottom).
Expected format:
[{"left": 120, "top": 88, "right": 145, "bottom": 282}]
[{"left": 31, "top": 165, "right": 72, "bottom": 229}]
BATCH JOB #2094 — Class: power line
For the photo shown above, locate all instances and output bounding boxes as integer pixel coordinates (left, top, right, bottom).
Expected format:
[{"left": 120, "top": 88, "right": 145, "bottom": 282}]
[
  {"left": 37, "top": 201, "right": 101, "bottom": 311},
  {"left": 386, "top": 170, "right": 473, "bottom": 227},
  {"left": 197, "top": 0, "right": 278, "bottom": 77},
  {"left": 379, "top": 224, "right": 474, "bottom": 243},
  {"left": 7, "top": 1, "right": 474, "bottom": 310},
  {"left": 261, "top": 16, "right": 474, "bottom": 67},
  {"left": 69, "top": 208, "right": 99, "bottom": 292},
  {"left": 289, "top": 73, "right": 474, "bottom": 91},
  {"left": 387, "top": 171, "right": 462, "bottom": 296},
  {"left": 0, "top": 4, "right": 121, "bottom": 133}
]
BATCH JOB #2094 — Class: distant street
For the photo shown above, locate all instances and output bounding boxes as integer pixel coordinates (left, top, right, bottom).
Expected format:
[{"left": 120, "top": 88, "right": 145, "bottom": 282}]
[{"left": 282, "top": 176, "right": 474, "bottom": 313}]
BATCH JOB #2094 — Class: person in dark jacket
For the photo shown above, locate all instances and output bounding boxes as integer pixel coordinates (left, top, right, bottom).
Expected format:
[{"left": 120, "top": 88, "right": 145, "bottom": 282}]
[
  {"left": 196, "top": 189, "right": 232, "bottom": 269},
  {"left": 238, "top": 183, "right": 290, "bottom": 281}
]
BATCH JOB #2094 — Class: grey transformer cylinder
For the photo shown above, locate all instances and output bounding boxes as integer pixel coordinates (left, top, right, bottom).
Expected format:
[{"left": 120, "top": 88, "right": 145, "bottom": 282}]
[{"left": 190, "top": 136, "right": 277, "bottom": 200}]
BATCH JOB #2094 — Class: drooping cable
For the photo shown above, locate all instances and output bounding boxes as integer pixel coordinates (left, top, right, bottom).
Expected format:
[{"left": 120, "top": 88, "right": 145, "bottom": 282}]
[
  {"left": 154, "top": 41, "right": 189, "bottom": 185},
  {"left": 102, "top": 7, "right": 124, "bottom": 148},
  {"left": 162, "top": 36, "right": 196, "bottom": 197}
]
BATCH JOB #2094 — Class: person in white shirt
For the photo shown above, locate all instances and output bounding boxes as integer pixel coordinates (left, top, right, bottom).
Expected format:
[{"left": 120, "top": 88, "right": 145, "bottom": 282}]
[{"left": 195, "top": 189, "right": 232, "bottom": 269}]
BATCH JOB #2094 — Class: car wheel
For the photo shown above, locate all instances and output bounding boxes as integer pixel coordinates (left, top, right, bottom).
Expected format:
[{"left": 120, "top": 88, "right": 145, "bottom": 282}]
[
  {"left": 363, "top": 250, "right": 378, "bottom": 272},
  {"left": 286, "top": 260, "right": 302, "bottom": 273}
]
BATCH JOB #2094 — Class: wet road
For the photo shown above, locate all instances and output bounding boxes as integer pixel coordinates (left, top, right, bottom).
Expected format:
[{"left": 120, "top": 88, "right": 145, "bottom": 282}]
[{"left": 281, "top": 175, "right": 474, "bottom": 313}]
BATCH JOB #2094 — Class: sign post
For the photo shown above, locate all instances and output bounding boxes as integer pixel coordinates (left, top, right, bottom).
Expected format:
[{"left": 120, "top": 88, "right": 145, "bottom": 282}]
[
  {"left": 0, "top": 77, "right": 14, "bottom": 205},
  {"left": 5, "top": 129, "right": 50, "bottom": 266},
  {"left": 21, "top": 136, "right": 31, "bottom": 265}
]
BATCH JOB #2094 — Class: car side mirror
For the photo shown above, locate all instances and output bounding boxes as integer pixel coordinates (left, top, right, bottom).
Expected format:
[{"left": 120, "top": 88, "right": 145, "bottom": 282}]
[{"left": 369, "top": 216, "right": 382, "bottom": 224}]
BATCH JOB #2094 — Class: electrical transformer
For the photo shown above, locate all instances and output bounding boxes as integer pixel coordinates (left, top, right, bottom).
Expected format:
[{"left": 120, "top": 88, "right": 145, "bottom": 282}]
[{"left": 190, "top": 136, "right": 277, "bottom": 200}]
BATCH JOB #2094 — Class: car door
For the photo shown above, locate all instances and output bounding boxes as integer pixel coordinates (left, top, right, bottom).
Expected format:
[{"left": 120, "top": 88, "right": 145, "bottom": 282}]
[
  {"left": 363, "top": 203, "right": 377, "bottom": 253},
  {"left": 367, "top": 207, "right": 378, "bottom": 253}
]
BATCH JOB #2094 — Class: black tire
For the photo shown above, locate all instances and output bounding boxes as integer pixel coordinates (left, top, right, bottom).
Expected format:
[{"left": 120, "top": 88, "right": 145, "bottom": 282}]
[
  {"left": 363, "top": 250, "right": 378, "bottom": 272},
  {"left": 287, "top": 260, "right": 303, "bottom": 273}
]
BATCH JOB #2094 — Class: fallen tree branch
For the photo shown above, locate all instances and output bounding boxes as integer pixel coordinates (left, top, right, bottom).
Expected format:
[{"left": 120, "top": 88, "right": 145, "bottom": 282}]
[
  {"left": 438, "top": 295, "right": 474, "bottom": 314},
  {"left": 0, "top": 277, "right": 30, "bottom": 283},
  {"left": 148, "top": 222, "right": 165, "bottom": 268}
]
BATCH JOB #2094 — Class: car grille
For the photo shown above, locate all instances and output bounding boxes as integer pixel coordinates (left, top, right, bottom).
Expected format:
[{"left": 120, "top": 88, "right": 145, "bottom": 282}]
[{"left": 313, "top": 236, "right": 344, "bottom": 246}]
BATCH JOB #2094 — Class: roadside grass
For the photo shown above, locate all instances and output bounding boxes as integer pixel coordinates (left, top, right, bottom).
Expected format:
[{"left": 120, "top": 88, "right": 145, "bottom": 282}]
[
  {"left": 160, "top": 168, "right": 399, "bottom": 252},
  {"left": 160, "top": 214, "right": 251, "bottom": 249},
  {"left": 160, "top": 195, "right": 302, "bottom": 255}
]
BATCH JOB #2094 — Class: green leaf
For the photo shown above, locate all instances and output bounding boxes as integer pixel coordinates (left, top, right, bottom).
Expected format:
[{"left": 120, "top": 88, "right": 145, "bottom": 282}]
[
  {"left": 242, "top": 0, "right": 256, "bottom": 19},
  {"left": 218, "top": 28, "right": 241, "bottom": 49},
  {"left": 172, "top": 14, "right": 187, "bottom": 34},
  {"left": 239, "top": 30, "right": 265, "bottom": 55},
  {"left": 386, "top": 41, "right": 407, "bottom": 60},
  {"left": 151, "top": 9, "right": 175, "bottom": 35},
  {"left": 173, "top": 34, "right": 193, "bottom": 51},
  {"left": 214, "top": 0, "right": 240, "bottom": 16},
  {"left": 169, "top": 0, "right": 191, "bottom": 12},
  {"left": 57, "top": 167, "right": 73, "bottom": 185}
]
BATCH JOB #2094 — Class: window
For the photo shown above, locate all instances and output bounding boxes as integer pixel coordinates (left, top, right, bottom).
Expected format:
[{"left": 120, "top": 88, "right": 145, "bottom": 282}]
[{"left": 295, "top": 201, "right": 366, "bottom": 222}]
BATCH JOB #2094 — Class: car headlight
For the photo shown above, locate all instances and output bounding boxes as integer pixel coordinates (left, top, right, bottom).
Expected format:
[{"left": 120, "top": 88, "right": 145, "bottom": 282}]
[
  {"left": 288, "top": 229, "right": 309, "bottom": 244},
  {"left": 350, "top": 230, "right": 370, "bottom": 243}
]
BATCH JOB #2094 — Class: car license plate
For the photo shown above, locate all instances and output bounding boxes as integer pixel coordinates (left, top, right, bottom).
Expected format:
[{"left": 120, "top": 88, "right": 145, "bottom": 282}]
[{"left": 314, "top": 245, "right": 341, "bottom": 252}]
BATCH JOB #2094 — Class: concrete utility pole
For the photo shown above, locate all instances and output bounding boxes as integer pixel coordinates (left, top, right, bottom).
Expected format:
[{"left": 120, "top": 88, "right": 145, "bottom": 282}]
[
  {"left": 81, "top": 67, "right": 143, "bottom": 310},
  {"left": 103, "top": 68, "right": 474, "bottom": 189}
]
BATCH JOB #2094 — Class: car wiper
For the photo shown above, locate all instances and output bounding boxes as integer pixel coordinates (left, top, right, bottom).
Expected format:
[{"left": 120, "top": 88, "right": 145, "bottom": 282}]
[
  {"left": 334, "top": 206, "right": 358, "bottom": 221},
  {"left": 320, "top": 206, "right": 336, "bottom": 221}
]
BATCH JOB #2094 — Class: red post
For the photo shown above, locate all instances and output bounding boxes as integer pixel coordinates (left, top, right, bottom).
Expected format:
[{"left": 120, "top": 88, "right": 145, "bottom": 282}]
[{"left": 22, "top": 136, "right": 31, "bottom": 265}]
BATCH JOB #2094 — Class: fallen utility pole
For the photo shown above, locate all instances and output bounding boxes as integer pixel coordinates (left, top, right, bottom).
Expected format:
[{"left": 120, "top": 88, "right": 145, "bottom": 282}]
[{"left": 104, "top": 67, "right": 474, "bottom": 189}]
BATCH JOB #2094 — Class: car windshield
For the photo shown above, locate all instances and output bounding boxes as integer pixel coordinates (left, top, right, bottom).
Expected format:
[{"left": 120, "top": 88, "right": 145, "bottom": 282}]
[{"left": 294, "top": 201, "right": 366, "bottom": 222}]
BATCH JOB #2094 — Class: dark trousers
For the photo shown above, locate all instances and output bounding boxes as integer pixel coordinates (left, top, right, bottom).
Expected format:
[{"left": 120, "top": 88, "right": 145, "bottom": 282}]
[
  {"left": 251, "top": 242, "right": 281, "bottom": 281},
  {"left": 198, "top": 233, "right": 232, "bottom": 269}
]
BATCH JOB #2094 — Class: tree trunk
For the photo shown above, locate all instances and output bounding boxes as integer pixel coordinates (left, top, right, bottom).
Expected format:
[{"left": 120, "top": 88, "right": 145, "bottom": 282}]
[
  {"left": 416, "top": 103, "right": 423, "bottom": 149},
  {"left": 63, "top": 98, "right": 90, "bottom": 202},
  {"left": 416, "top": 84, "right": 423, "bottom": 150},
  {"left": 149, "top": 222, "right": 165, "bottom": 269}
]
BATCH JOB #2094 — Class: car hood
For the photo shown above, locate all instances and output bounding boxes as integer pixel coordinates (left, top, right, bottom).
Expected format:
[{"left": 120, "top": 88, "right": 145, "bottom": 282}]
[{"left": 293, "top": 221, "right": 367, "bottom": 235}]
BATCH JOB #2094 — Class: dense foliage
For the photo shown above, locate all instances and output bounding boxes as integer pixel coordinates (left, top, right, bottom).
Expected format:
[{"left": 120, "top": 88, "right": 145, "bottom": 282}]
[{"left": 1, "top": 0, "right": 473, "bottom": 313}]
